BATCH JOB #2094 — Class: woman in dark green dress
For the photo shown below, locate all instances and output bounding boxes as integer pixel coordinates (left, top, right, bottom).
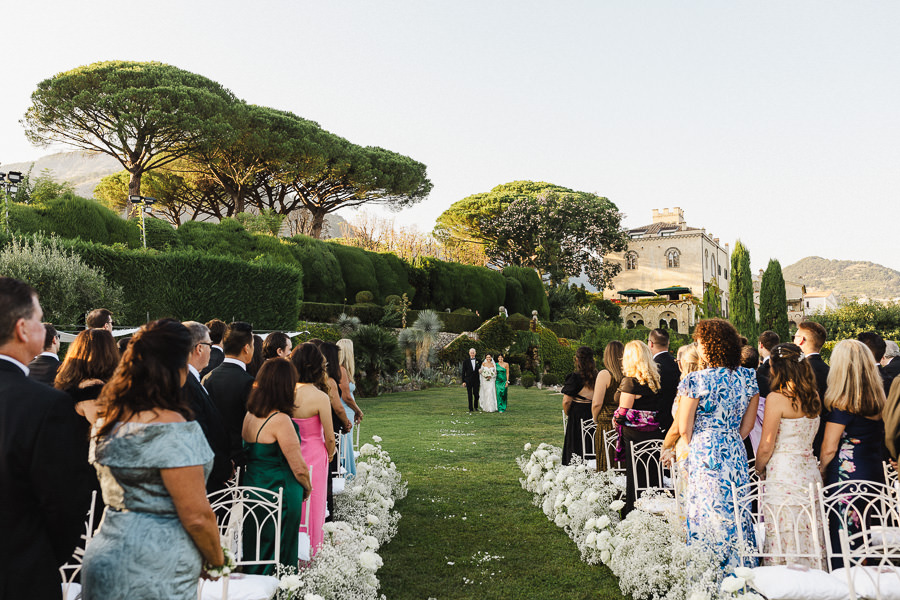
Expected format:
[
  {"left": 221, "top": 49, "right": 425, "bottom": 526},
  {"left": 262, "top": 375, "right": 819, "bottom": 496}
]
[
  {"left": 496, "top": 355, "right": 509, "bottom": 412},
  {"left": 241, "top": 359, "right": 312, "bottom": 573}
]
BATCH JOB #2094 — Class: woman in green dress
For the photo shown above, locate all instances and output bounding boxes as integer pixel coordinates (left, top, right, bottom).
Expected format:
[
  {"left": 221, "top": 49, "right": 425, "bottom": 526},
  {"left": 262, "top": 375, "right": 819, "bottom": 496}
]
[
  {"left": 496, "top": 355, "right": 509, "bottom": 412},
  {"left": 241, "top": 358, "right": 312, "bottom": 573}
]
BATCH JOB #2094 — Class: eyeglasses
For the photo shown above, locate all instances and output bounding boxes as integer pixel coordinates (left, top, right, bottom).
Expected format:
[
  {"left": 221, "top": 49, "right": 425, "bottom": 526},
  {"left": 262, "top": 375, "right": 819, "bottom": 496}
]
[{"left": 196, "top": 342, "right": 213, "bottom": 349}]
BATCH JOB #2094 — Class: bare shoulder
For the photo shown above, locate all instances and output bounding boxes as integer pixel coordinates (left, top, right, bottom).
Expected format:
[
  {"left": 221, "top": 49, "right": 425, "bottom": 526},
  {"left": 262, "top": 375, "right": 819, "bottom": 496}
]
[{"left": 145, "top": 409, "right": 186, "bottom": 424}]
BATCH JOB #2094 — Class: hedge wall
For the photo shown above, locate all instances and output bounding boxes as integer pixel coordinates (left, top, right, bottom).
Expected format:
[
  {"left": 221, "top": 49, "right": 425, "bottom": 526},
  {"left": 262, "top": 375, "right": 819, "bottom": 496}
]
[
  {"left": 64, "top": 240, "right": 302, "bottom": 328},
  {"left": 286, "top": 236, "right": 345, "bottom": 303},
  {"left": 10, "top": 195, "right": 140, "bottom": 247},
  {"left": 414, "top": 257, "right": 506, "bottom": 317},
  {"left": 299, "top": 302, "right": 385, "bottom": 325},
  {"left": 502, "top": 265, "right": 549, "bottom": 318}
]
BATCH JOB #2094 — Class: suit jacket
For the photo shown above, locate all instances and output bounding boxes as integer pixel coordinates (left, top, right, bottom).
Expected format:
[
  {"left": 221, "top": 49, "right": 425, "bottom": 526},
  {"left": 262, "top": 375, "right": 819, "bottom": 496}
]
[
  {"left": 27, "top": 354, "right": 60, "bottom": 387},
  {"left": 654, "top": 351, "right": 680, "bottom": 431},
  {"left": 199, "top": 347, "right": 224, "bottom": 380},
  {"left": 885, "top": 377, "right": 900, "bottom": 461},
  {"left": 807, "top": 353, "right": 830, "bottom": 459},
  {"left": 0, "top": 359, "right": 94, "bottom": 599},
  {"left": 884, "top": 357, "right": 900, "bottom": 380},
  {"left": 756, "top": 360, "right": 772, "bottom": 399},
  {"left": 184, "top": 375, "right": 232, "bottom": 492},
  {"left": 202, "top": 361, "right": 253, "bottom": 467},
  {"left": 879, "top": 364, "right": 894, "bottom": 398},
  {"left": 461, "top": 357, "right": 481, "bottom": 387}
]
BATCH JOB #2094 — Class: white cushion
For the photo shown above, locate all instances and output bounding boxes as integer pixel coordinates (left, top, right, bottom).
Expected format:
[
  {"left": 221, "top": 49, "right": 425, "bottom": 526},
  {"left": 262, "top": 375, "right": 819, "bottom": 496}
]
[
  {"left": 333, "top": 477, "right": 345, "bottom": 495},
  {"left": 749, "top": 566, "right": 849, "bottom": 600},
  {"left": 832, "top": 566, "right": 900, "bottom": 600},
  {"left": 635, "top": 496, "right": 677, "bottom": 515},
  {"left": 199, "top": 574, "right": 279, "bottom": 600},
  {"left": 62, "top": 582, "right": 82, "bottom": 600},
  {"left": 353, "top": 450, "right": 360, "bottom": 459},
  {"left": 869, "top": 526, "right": 900, "bottom": 547},
  {"left": 585, "top": 459, "right": 597, "bottom": 470},
  {"left": 298, "top": 531, "right": 311, "bottom": 562}
]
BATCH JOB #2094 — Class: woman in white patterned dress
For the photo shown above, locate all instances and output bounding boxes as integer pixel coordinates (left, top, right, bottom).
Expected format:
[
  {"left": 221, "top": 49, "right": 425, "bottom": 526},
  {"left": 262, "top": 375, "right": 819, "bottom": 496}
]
[
  {"left": 753, "top": 343, "right": 824, "bottom": 567},
  {"left": 479, "top": 355, "right": 498, "bottom": 412}
]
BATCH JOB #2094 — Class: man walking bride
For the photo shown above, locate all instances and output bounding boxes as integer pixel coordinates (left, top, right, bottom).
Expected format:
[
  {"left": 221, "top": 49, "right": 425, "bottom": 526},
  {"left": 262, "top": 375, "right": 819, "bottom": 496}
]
[{"left": 479, "top": 355, "right": 498, "bottom": 412}]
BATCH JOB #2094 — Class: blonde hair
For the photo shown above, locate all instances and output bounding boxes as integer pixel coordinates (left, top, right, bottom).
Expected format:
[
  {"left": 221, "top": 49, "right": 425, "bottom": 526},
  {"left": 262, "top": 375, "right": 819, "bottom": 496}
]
[
  {"left": 622, "top": 340, "right": 661, "bottom": 393},
  {"left": 677, "top": 343, "right": 702, "bottom": 381},
  {"left": 824, "top": 339, "right": 885, "bottom": 417},
  {"left": 336, "top": 338, "right": 355, "bottom": 384}
]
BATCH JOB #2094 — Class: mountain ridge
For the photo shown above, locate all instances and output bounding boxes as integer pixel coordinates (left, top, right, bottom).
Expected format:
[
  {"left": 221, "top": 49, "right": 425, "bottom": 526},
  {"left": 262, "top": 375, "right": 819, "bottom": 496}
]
[{"left": 783, "top": 256, "right": 900, "bottom": 300}]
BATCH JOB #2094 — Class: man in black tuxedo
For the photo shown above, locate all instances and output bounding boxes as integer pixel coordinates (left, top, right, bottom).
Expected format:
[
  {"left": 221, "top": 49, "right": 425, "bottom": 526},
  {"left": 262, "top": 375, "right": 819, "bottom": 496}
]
[
  {"left": 648, "top": 329, "right": 680, "bottom": 431},
  {"left": 202, "top": 321, "right": 255, "bottom": 468},
  {"left": 883, "top": 340, "right": 900, "bottom": 380},
  {"left": 461, "top": 347, "right": 481, "bottom": 412},
  {"left": 858, "top": 331, "right": 893, "bottom": 396},
  {"left": 200, "top": 318, "right": 226, "bottom": 379},
  {"left": 183, "top": 321, "right": 233, "bottom": 493},
  {"left": 0, "top": 278, "right": 94, "bottom": 599},
  {"left": 795, "top": 321, "right": 830, "bottom": 458},
  {"left": 27, "top": 323, "right": 61, "bottom": 386},
  {"left": 756, "top": 330, "right": 780, "bottom": 400}
]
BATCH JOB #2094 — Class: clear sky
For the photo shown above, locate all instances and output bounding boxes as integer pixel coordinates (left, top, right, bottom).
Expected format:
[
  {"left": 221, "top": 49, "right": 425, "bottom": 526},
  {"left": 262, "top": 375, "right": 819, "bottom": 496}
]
[{"left": 2, "top": 1, "right": 899, "bottom": 273}]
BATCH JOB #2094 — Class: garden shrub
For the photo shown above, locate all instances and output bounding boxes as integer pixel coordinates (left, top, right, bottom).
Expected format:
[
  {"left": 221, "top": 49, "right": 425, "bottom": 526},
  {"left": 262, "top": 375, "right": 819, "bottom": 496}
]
[
  {"left": 385, "top": 294, "right": 401, "bottom": 306},
  {"left": 351, "top": 324, "right": 402, "bottom": 396},
  {"left": 476, "top": 315, "right": 517, "bottom": 353},
  {"left": 544, "top": 320, "right": 581, "bottom": 340},
  {"left": 508, "top": 363, "right": 521, "bottom": 385},
  {"left": 415, "top": 256, "right": 505, "bottom": 317},
  {"left": 507, "top": 312, "right": 533, "bottom": 330},
  {"left": 539, "top": 326, "right": 576, "bottom": 381},
  {"left": 437, "top": 334, "right": 484, "bottom": 364},
  {"left": 295, "top": 321, "right": 342, "bottom": 343},
  {"left": 355, "top": 290, "right": 374, "bottom": 304},
  {"left": 521, "top": 372, "right": 535, "bottom": 388},
  {"left": 502, "top": 265, "right": 549, "bottom": 318},
  {"left": 131, "top": 216, "right": 179, "bottom": 250},
  {"left": 287, "top": 236, "right": 344, "bottom": 303},
  {"left": 298, "top": 302, "right": 385, "bottom": 325},
  {"left": 371, "top": 252, "right": 415, "bottom": 300},
  {"left": 328, "top": 243, "right": 379, "bottom": 302},
  {"left": 453, "top": 307, "right": 476, "bottom": 316},
  {"left": 10, "top": 194, "right": 140, "bottom": 247},
  {"left": 541, "top": 373, "right": 559, "bottom": 386}
]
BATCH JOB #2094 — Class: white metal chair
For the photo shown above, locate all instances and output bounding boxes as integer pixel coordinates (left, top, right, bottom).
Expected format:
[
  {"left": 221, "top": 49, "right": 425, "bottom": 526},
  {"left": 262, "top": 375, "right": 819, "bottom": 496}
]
[
  {"left": 883, "top": 461, "right": 898, "bottom": 493},
  {"left": 200, "top": 486, "right": 283, "bottom": 600},
  {"left": 353, "top": 421, "right": 361, "bottom": 459},
  {"left": 562, "top": 410, "right": 568, "bottom": 434},
  {"left": 332, "top": 433, "right": 346, "bottom": 495},
  {"left": 60, "top": 490, "right": 98, "bottom": 600},
  {"left": 224, "top": 466, "right": 241, "bottom": 490},
  {"left": 580, "top": 419, "right": 598, "bottom": 470},
  {"left": 630, "top": 439, "right": 676, "bottom": 514},
  {"left": 603, "top": 428, "right": 623, "bottom": 473},
  {"left": 297, "top": 466, "right": 312, "bottom": 562}
]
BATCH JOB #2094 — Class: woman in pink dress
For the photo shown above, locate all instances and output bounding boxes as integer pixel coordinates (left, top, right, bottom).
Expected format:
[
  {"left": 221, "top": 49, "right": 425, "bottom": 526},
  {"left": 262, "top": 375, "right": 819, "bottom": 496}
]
[{"left": 290, "top": 343, "right": 336, "bottom": 557}]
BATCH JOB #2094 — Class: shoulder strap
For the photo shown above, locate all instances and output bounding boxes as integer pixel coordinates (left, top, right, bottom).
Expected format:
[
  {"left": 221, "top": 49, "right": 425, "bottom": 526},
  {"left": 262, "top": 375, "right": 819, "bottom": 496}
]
[{"left": 256, "top": 412, "right": 280, "bottom": 442}]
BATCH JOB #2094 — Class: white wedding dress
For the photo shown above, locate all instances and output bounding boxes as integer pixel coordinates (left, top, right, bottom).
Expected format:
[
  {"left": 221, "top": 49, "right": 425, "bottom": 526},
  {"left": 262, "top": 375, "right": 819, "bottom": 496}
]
[{"left": 479, "top": 366, "right": 498, "bottom": 412}]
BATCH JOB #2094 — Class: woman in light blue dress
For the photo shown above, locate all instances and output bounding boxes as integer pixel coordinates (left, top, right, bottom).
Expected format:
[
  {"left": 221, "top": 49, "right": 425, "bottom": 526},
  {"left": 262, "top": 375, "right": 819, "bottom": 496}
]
[
  {"left": 678, "top": 319, "right": 759, "bottom": 571},
  {"left": 338, "top": 339, "right": 364, "bottom": 479},
  {"left": 83, "top": 319, "right": 223, "bottom": 600}
]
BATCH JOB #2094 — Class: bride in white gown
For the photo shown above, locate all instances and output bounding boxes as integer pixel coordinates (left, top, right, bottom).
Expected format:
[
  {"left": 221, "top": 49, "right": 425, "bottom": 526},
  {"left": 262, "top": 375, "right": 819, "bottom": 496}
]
[{"left": 479, "top": 355, "right": 498, "bottom": 412}]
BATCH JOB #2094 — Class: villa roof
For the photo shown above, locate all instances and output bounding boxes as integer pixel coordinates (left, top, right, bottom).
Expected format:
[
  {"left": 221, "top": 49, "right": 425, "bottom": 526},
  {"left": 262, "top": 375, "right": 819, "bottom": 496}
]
[{"left": 627, "top": 222, "right": 703, "bottom": 236}]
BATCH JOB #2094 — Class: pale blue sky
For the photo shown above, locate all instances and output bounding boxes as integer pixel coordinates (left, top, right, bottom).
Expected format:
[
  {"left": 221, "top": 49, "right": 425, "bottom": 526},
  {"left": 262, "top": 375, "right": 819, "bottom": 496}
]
[{"left": 2, "top": 1, "right": 899, "bottom": 274}]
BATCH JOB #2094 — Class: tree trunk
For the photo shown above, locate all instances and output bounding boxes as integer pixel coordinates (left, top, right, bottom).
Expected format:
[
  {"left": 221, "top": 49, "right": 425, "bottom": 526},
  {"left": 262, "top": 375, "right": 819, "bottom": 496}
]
[
  {"left": 127, "top": 170, "right": 142, "bottom": 217},
  {"left": 309, "top": 210, "right": 328, "bottom": 239}
]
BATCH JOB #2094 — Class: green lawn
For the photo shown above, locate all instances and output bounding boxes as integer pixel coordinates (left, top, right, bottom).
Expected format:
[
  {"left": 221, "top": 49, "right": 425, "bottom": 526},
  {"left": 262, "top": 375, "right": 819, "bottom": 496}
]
[{"left": 356, "top": 386, "right": 625, "bottom": 600}]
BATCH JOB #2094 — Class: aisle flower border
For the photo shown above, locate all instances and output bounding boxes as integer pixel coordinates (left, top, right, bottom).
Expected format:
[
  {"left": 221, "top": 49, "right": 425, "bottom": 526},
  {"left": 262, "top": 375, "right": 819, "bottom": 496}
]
[
  {"left": 517, "top": 443, "right": 759, "bottom": 600},
  {"left": 277, "top": 436, "right": 408, "bottom": 600}
]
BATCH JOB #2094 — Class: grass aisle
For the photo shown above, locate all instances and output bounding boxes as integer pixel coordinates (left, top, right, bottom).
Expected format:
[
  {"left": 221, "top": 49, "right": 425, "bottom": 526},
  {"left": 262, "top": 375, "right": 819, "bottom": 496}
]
[{"left": 357, "top": 386, "right": 625, "bottom": 600}]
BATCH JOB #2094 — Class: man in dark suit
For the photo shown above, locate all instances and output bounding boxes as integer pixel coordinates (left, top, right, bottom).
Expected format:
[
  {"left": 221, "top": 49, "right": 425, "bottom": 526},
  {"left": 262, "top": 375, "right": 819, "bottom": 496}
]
[
  {"left": 202, "top": 321, "right": 255, "bottom": 468},
  {"left": 756, "top": 330, "right": 780, "bottom": 400},
  {"left": 858, "top": 331, "right": 893, "bottom": 396},
  {"left": 27, "top": 323, "right": 61, "bottom": 386},
  {"left": 183, "top": 321, "right": 233, "bottom": 493},
  {"left": 85, "top": 307, "right": 113, "bottom": 331},
  {"left": 200, "top": 319, "right": 226, "bottom": 379},
  {"left": 461, "top": 347, "right": 481, "bottom": 412},
  {"left": 0, "top": 277, "right": 94, "bottom": 599},
  {"left": 883, "top": 340, "right": 900, "bottom": 380},
  {"left": 795, "top": 321, "right": 830, "bottom": 458},
  {"left": 648, "top": 328, "right": 680, "bottom": 431}
]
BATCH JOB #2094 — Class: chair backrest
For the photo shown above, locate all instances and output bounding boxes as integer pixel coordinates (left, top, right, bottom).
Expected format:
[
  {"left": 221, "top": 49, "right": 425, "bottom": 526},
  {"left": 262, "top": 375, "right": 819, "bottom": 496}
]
[
  {"left": 838, "top": 524, "right": 900, "bottom": 599},
  {"left": 332, "top": 433, "right": 344, "bottom": 478},
  {"left": 580, "top": 419, "right": 597, "bottom": 461},
  {"left": 603, "top": 429, "right": 622, "bottom": 472},
  {"left": 818, "top": 480, "right": 900, "bottom": 571},
  {"left": 224, "top": 466, "right": 241, "bottom": 490},
  {"left": 629, "top": 438, "right": 670, "bottom": 497},
  {"left": 207, "top": 485, "right": 283, "bottom": 569},
  {"left": 60, "top": 490, "right": 98, "bottom": 594},
  {"left": 883, "top": 461, "right": 898, "bottom": 492},
  {"left": 354, "top": 421, "right": 361, "bottom": 452},
  {"left": 562, "top": 410, "right": 568, "bottom": 434},
  {"left": 731, "top": 479, "right": 823, "bottom": 570}
]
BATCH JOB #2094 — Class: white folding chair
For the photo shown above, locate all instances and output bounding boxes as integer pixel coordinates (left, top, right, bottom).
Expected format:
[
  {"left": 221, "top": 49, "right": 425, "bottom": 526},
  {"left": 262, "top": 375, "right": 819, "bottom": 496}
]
[
  {"left": 297, "top": 466, "right": 312, "bottom": 563},
  {"left": 883, "top": 461, "right": 898, "bottom": 493},
  {"left": 200, "top": 486, "right": 283, "bottom": 600},
  {"left": 580, "top": 419, "right": 598, "bottom": 470},
  {"left": 823, "top": 481, "right": 900, "bottom": 600},
  {"left": 747, "top": 457, "right": 760, "bottom": 484},
  {"left": 603, "top": 428, "right": 623, "bottom": 473},
  {"left": 562, "top": 410, "right": 568, "bottom": 434},
  {"left": 60, "top": 490, "right": 98, "bottom": 600},
  {"left": 353, "top": 422, "right": 361, "bottom": 459},
  {"left": 630, "top": 439, "right": 676, "bottom": 514},
  {"left": 224, "top": 466, "right": 241, "bottom": 490},
  {"left": 332, "top": 433, "right": 346, "bottom": 495}
]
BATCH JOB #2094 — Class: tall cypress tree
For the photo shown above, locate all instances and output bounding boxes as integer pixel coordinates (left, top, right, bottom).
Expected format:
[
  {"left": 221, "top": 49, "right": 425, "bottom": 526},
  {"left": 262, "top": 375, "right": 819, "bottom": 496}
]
[
  {"left": 759, "top": 258, "right": 790, "bottom": 342},
  {"left": 728, "top": 240, "right": 757, "bottom": 339}
]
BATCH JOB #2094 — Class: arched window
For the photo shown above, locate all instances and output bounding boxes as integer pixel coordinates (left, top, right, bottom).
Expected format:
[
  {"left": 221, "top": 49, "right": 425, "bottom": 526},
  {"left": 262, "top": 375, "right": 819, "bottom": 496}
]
[
  {"left": 665, "top": 247, "right": 680, "bottom": 268},
  {"left": 625, "top": 251, "right": 638, "bottom": 270}
]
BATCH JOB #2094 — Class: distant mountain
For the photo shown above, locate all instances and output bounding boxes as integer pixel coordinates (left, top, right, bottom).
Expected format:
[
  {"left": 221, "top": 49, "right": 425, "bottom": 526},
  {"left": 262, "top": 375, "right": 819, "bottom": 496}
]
[
  {"left": 2, "top": 151, "right": 121, "bottom": 199},
  {"left": 783, "top": 256, "right": 900, "bottom": 300}
]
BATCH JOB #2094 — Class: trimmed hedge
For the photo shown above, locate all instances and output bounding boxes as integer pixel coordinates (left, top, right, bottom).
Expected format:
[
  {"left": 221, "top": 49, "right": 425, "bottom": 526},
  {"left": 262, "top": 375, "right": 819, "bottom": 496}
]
[
  {"left": 299, "top": 302, "right": 385, "bottom": 325},
  {"left": 539, "top": 326, "right": 576, "bottom": 381},
  {"left": 327, "top": 243, "right": 380, "bottom": 303},
  {"left": 63, "top": 239, "right": 302, "bottom": 328},
  {"left": 502, "top": 265, "right": 549, "bottom": 318},
  {"left": 287, "top": 236, "right": 345, "bottom": 303},
  {"left": 544, "top": 320, "right": 581, "bottom": 340},
  {"left": 414, "top": 256, "right": 506, "bottom": 317},
  {"left": 10, "top": 194, "right": 140, "bottom": 247}
]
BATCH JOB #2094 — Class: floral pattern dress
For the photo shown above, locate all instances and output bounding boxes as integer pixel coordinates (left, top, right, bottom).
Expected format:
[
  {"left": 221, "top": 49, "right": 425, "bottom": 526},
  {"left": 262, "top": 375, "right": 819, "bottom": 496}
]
[{"left": 679, "top": 367, "right": 758, "bottom": 570}]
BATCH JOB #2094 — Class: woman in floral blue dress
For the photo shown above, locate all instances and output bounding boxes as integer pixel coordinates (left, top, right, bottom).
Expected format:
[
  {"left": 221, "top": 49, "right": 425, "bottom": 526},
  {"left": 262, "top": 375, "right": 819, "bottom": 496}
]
[{"left": 678, "top": 319, "right": 759, "bottom": 570}]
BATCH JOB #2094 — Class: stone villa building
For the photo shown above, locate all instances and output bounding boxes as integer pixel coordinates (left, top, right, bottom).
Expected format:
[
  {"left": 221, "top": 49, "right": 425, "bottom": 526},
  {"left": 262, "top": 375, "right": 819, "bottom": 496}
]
[{"left": 602, "top": 208, "right": 730, "bottom": 333}]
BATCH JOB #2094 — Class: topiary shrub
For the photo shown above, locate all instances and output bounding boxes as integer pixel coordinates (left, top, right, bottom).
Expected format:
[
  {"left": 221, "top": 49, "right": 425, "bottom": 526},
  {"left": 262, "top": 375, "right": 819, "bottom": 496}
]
[
  {"left": 385, "top": 294, "right": 402, "bottom": 306},
  {"left": 476, "top": 315, "right": 516, "bottom": 353},
  {"left": 508, "top": 363, "right": 521, "bottom": 385},
  {"left": 131, "top": 216, "right": 179, "bottom": 250},
  {"left": 10, "top": 194, "right": 140, "bottom": 247},
  {"left": 539, "top": 326, "right": 576, "bottom": 381},
  {"left": 438, "top": 334, "right": 484, "bottom": 364},
  {"left": 295, "top": 321, "right": 342, "bottom": 343},
  {"left": 355, "top": 290, "right": 374, "bottom": 304},
  {"left": 521, "top": 372, "right": 535, "bottom": 388},
  {"left": 507, "top": 312, "right": 533, "bottom": 331},
  {"left": 541, "top": 373, "right": 559, "bottom": 387},
  {"left": 502, "top": 265, "right": 549, "bottom": 318}
]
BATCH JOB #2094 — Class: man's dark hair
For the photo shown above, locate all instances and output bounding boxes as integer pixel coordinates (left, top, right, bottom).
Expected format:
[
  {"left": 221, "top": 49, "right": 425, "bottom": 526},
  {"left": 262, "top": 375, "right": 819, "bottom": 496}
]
[
  {"left": 222, "top": 321, "right": 254, "bottom": 356},
  {"left": 205, "top": 319, "right": 227, "bottom": 345},
  {"left": 649, "top": 328, "right": 669, "bottom": 348},
  {"left": 117, "top": 336, "right": 132, "bottom": 355},
  {"left": 857, "top": 331, "right": 886, "bottom": 362},
  {"left": 43, "top": 323, "right": 58, "bottom": 350},
  {"left": 86, "top": 308, "right": 113, "bottom": 329},
  {"left": 758, "top": 330, "right": 780, "bottom": 352},
  {"left": 741, "top": 345, "right": 760, "bottom": 369},
  {"left": 0, "top": 277, "right": 38, "bottom": 345},
  {"left": 797, "top": 321, "right": 827, "bottom": 350}
]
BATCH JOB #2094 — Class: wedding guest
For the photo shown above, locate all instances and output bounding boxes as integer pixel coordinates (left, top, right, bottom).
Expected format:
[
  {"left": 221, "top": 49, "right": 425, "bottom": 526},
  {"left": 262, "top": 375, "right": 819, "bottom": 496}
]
[
  {"left": 617, "top": 340, "right": 665, "bottom": 515},
  {"left": 562, "top": 346, "right": 599, "bottom": 465},
  {"left": 884, "top": 375, "right": 900, "bottom": 462},
  {"left": 290, "top": 343, "right": 336, "bottom": 557},
  {"left": 54, "top": 329, "right": 119, "bottom": 427},
  {"left": 182, "top": 321, "right": 232, "bottom": 493},
  {"left": 337, "top": 338, "right": 363, "bottom": 479},
  {"left": 794, "top": 321, "right": 829, "bottom": 457},
  {"left": 0, "top": 277, "right": 94, "bottom": 600},
  {"left": 85, "top": 308, "right": 113, "bottom": 331},
  {"left": 242, "top": 358, "right": 311, "bottom": 573},
  {"left": 199, "top": 319, "right": 226, "bottom": 379},
  {"left": 116, "top": 336, "right": 131, "bottom": 355},
  {"left": 663, "top": 343, "right": 702, "bottom": 508},
  {"left": 592, "top": 340, "right": 624, "bottom": 471},
  {"left": 479, "top": 354, "right": 499, "bottom": 412},
  {"left": 311, "top": 340, "right": 351, "bottom": 521},
  {"left": 678, "top": 318, "right": 759, "bottom": 570},
  {"left": 753, "top": 343, "right": 824, "bottom": 567},
  {"left": 247, "top": 334, "right": 265, "bottom": 377},
  {"left": 203, "top": 321, "right": 255, "bottom": 468},
  {"left": 461, "top": 347, "right": 481, "bottom": 412},
  {"left": 756, "top": 331, "right": 780, "bottom": 400},
  {"left": 263, "top": 331, "right": 292, "bottom": 360},
  {"left": 649, "top": 328, "right": 679, "bottom": 431},
  {"left": 495, "top": 354, "right": 509, "bottom": 413},
  {"left": 28, "top": 323, "right": 61, "bottom": 385},
  {"left": 857, "top": 331, "right": 892, "bottom": 396},
  {"left": 883, "top": 340, "right": 900, "bottom": 379},
  {"left": 82, "top": 319, "right": 224, "bottom": 599},
  {"left": 819, "top": 339, "right": 886, "bottom": 567},
  {"left": 741, "top": 345, "right": 759, "bottom": 370}
]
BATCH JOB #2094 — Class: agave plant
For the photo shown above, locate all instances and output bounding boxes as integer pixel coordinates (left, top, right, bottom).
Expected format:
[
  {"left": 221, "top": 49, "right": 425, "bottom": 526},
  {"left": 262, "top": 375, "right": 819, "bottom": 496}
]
[
  {"left": 410, "top": 310, "right": 442, "bottom": 371},
  {"left": 336, "top": 312, "right": 361, "bottom": 336}
]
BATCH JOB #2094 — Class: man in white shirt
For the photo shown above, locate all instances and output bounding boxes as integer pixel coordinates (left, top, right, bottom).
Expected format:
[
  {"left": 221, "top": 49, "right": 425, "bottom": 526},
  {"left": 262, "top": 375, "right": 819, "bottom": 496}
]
[{"left": 461, "top": 347, "right": 481, "bottom": 412}]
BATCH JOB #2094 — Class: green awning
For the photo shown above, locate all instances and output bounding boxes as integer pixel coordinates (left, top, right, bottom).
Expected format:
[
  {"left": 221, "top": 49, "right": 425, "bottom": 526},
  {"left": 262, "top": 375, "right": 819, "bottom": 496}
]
[
  {"left": 618, "top": 289, "right": 655, "bottom": 297},
  {"left": 654, "top": 286, "right": 692, "bottom": 295}
]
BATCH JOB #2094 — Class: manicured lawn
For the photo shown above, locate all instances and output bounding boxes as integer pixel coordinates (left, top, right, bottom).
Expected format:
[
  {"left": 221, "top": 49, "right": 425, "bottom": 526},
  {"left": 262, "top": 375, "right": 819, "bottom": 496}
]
[{"left": 357, "top": 386, "right": 626, "bottom": 600}]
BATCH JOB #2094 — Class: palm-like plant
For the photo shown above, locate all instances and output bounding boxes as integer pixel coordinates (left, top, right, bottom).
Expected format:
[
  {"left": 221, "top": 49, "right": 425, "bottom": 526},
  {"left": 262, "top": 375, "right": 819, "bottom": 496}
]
[
  {"left": 410, "top": 310, "right": 442, "bottom": 371},
  {"left": 351, "top": 324, "right": 403, "bottom": 396}
]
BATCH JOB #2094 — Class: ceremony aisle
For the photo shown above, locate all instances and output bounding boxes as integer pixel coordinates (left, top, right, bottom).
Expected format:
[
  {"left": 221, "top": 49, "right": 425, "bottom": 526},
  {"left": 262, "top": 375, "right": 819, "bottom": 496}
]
[{"left": 360, "top": 386, "right": 624, "bottom": 600}]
